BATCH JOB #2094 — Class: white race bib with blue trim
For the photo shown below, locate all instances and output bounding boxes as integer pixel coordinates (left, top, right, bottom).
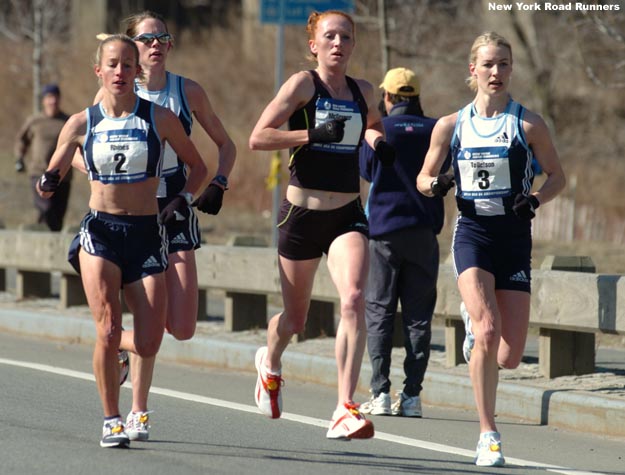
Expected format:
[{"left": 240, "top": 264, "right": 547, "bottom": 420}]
[{"left": 310, "top": 97, "right": 362, "bottom": 154}]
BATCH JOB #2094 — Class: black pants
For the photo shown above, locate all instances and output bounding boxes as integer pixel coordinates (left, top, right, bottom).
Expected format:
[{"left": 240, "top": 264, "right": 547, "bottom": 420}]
[
  {"left": 31, "top": 176, "right": 71, "bottom": 231},
  {"left": 365, "top": 226, "right": 439, "bottom": 397}
]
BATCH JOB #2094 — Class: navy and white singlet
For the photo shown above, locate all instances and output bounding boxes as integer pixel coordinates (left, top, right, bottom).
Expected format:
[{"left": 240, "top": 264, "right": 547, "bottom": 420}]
[
  {"left": 82, "top": 97, "right": 163, "bottom": 184},
  {"left": 450, "top": 99, "right": 535, "bottom": 292},
  {"left": 451, "top": 99, "right": 535, "bottom": 217},
  {"left": 135, "top": 72, "right": 193, "bottom": 197}
]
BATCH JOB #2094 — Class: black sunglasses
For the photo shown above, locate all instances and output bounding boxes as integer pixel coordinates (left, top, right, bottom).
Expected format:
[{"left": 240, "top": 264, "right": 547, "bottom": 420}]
[{"left": 133, "top": 33, "right": 171, "bottom": 45}]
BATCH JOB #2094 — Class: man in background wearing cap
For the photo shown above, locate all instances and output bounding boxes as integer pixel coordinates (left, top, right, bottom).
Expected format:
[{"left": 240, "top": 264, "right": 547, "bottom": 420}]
[
  {"left": 359, "top": 68, "right": 450, "bottom": 417},
  {"left": 14, "top": 84, "right": 72, "bottom": 231}
]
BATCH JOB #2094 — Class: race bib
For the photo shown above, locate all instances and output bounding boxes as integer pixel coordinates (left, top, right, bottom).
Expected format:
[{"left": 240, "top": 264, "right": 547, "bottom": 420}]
[
  {"left": 457, "top": 146, "right": 511, "bottom": 199},
  {"left": 310, "top": 97, "right": 362, "bottom": 154},
  {"left": 91, "top": 128, "right": 150, "bottom": 182}
]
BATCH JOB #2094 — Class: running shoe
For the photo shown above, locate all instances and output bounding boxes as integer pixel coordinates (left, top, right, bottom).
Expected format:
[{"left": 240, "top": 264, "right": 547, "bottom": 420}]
[
  {"left": 360, "top": 390, "right": 391, "bottom": 415},
  {"left": 391, "top": 391, "right": 422, "bottom": 417},
  {"left": 254, "top": 346, "right": 283, "bottom": 419},
  {"left": 474, "top": 431, "right": 505, "bottom": 467},
  {"left": 100, "top": 417, "right": 130, "bottom": 448},
  {"left": 125, "top": 411, "right": 152, "bottom": 441},
  {"left": 326, "top": 402, "right": 374, "bottom": 440},
  {"left": 118, "top": 350, "right": 129, "bottom": 386},
  {"left": 460, "top": 302, "right": 474, "bottom": 363}
]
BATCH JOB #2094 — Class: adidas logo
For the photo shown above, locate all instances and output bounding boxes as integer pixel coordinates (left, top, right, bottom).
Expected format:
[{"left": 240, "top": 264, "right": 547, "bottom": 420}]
[
  {"left": 142, "top": 255, "right": 161, "bottom": 269},
  {"left": 171, "top": 233, "right": 188, "bottom": 245},
  {"left": 494, "top": 132, "right": 509, "bottom": 143},
  {"left": 509, "top": 270, "right": 529, "bottom": 283}
]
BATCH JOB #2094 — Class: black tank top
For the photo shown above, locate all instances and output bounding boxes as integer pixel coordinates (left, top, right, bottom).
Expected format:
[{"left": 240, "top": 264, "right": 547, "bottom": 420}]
[{"left": 287, "top": 70, "right": 368, "bottom": 193}]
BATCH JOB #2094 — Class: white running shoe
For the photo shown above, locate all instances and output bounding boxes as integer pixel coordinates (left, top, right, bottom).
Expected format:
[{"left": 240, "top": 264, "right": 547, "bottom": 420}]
[
  {"left": 391, "top": 391, "right": 422, "bottom": 417},
  {"left": 360, "top": 391, "right": 391, "bottom": 416},
  {"left": 100, "top": 417, "right": 129, "bottom": 448},
  {"left": 125, "top": 411, "right": 152, "bottom": 441},
  {"left": 254, "top": 346, "right": 283, "bottom": 419},
  {"left": 475, "top": 431, "right": 505, "bottom": 467},
  {"left": 326, "top": 402, "right": 374, "bottom": 440},
  {"left": 460, "top": 302, "right": 474, "bottom": 363}
]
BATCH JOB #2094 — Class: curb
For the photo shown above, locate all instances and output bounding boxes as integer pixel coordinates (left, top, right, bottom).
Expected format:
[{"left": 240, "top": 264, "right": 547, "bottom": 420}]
[{"left": 1, "top": 308, "right": 624, "bottom": 438}]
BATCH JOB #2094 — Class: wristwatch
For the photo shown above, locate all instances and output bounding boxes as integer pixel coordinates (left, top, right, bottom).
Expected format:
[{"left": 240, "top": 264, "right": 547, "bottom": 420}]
[
  {"left": 212, "top": 174, "right": 229, "bottom": 190},
  {"left": 179, "top": 192, "right": 194, "bottom": 205}
]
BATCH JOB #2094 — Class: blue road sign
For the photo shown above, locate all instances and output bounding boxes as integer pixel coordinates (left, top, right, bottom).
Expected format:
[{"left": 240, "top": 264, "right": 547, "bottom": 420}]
[{"left": 260, "top": 0, "right": 354, "bottom": 25}]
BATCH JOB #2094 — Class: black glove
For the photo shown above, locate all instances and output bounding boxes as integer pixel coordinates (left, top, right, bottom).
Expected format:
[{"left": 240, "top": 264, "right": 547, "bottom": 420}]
[
  {"left": 38, "top": 169, "right": 61, "bottom": 192},
  {"left": 308, "top": 117, "right": 346, "bottom": 144},
  {"left": 430, "top": 174, "right": 455, "bottom": 197},
  {"left": 374, "top": 140, "right": 395, "bottom": 167},
  {"left": 192, "top": 184, "right": 224, "bottom": 215},
  {"left": 15, "top": 158, "right": 25, "bottom": 173},
  {"left": 159, "top": 195, "right": 189, "bottom": 225},
  {"left": 512, "top": 193, "right": 540, "bottom": 220}
]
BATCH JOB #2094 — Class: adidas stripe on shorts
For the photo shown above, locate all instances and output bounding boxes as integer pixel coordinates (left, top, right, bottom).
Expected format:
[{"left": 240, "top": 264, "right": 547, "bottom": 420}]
[
  {"left": 452, "top": 214, "right": 532, "bottom": 293},
  {"left": 68, "top": 210, "right": 168, "bottom": 284},
  {"left": 158, "top": 196, "right": 201, "bottom": 253}
]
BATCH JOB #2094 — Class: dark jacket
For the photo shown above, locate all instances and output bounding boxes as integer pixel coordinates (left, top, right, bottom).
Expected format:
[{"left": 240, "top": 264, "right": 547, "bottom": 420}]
[{"left": 359, "top": 101, "right": 449, "bottom": 237}]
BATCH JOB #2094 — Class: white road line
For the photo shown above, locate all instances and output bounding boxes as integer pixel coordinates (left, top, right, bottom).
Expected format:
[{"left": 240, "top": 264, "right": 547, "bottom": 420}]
[{"left": 0, "top": 358, "right": 605, "bottom": 475}]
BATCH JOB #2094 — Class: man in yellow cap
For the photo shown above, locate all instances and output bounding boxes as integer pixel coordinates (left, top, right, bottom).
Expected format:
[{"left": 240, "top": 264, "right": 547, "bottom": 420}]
[{"left": 359, "top": 67, "right": 450, "bottom": 417}]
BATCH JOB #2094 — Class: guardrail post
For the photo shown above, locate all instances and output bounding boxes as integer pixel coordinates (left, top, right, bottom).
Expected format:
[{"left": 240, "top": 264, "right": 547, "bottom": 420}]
[
  {"left": 539, "top": 255, "right": 596, "bottom": 378},
  {"left": 223, "top": 235, "right": 269, "bottom": 331},
  {"left": 197, "top": 289, "right": 208, "bottom": 321},
  {"left": 16, "top": 271, "right": 51, "bottom": 299},
  {"left": 0, "top": 268, "right": 5, "bottom": 292},
  {"left": 59, "top": 273, "right": 87, "bottom": 308},
  {"left": 292, "top": 299, "right": 336, "bottom": 342},
  {"left": 445, "top": 318, "right": 466, "bottom": 367},
  {"left": 392, "top": 311, "right": 403, "bottom": 348},
  {"left": 224, "top": 291, "right": 268, "bottom": 331}
]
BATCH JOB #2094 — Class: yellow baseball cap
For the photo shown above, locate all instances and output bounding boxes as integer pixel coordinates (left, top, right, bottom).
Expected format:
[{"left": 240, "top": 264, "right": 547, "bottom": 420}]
[{"left": 379, "top": 67, "right": 420, "bottom": 96}]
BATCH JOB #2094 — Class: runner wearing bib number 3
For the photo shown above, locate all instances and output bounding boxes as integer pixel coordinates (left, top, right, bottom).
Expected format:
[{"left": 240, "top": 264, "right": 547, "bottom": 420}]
[{"left": 417, "top": 32, "right": 565, "bottom": 467}]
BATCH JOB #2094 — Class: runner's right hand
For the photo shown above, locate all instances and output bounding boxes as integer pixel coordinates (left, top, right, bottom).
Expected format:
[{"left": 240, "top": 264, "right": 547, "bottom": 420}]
[{"left": 308, "top": 117, "right": 346, "bottom": 144}]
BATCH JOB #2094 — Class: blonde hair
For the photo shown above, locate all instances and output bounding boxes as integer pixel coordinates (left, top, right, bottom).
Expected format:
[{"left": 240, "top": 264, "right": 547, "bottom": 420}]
[
  {"left": 465, "top": 31, "right": 512, "bottom": 91},
  {"left": 306, "top": 10, "right": 355, "bottom": 62},
  {"left": 94, "top": 34, "right": 143, "bottom": 85}
]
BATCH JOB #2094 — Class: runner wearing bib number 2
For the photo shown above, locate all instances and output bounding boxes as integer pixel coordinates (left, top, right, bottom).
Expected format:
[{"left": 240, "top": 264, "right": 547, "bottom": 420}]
[
  {"left": 417, "top": 32, "right": 565, "bottom": 467},
  {"left": 38, "top": 35, "right": 208, "bottom": 448}
]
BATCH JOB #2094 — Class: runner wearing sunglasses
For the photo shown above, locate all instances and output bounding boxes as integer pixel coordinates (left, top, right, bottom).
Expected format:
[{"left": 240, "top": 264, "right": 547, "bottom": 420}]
[{"left": 133, "top": 32, "right": 172, "bottom": 45}]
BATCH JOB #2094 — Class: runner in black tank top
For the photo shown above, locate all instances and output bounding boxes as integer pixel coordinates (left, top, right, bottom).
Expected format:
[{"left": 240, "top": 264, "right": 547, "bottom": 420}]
[{"left": 249, "top": 10, "right": 396, "bottom": 441}]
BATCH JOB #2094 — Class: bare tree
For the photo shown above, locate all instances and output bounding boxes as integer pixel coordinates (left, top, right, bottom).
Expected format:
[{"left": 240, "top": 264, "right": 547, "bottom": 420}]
[
  {"left": 0, "top": 0, "right": 70, "bottom": 113},
  {"left": 574, "top": 9, "right": 625, "bottom": 89}
]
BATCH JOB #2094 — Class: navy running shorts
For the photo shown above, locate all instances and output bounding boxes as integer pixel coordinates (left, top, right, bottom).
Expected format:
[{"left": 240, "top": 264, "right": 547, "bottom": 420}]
[
  {"left": 158, "top": 196, "right": 201, "bottom": 253},
  {"left": 452, "top": 214, "right": 532, "bottom": 293},
  {"left": 68, "top": 210, "right": 168, "bottom": 285}
]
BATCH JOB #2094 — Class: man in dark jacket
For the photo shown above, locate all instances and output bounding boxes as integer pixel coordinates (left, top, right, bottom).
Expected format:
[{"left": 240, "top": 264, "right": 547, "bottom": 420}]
[
  {"left": 15, "top": 84, "right": 71, "bottom": 231},
  {"left": 359, "top": 68, "right": 450, "bottom": 417}
]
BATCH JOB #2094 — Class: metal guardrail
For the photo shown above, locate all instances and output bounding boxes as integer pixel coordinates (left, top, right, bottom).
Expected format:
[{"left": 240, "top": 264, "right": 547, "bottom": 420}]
[{"left": 0, "top": 229, "right": 622, "bottom": 378}]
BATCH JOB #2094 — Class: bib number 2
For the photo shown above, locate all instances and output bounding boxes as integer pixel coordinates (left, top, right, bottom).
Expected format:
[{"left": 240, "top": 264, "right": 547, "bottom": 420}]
[{"left": 114, "top": 153, "right": 127, "bottom": 174}]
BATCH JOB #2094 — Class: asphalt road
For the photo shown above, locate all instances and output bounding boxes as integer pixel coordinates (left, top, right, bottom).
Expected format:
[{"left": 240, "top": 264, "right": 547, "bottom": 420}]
[{"left": 1, "top": 332, "right": 623, "bottom": 475}]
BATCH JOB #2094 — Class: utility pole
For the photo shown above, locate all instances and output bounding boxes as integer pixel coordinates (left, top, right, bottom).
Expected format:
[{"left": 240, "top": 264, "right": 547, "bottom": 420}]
[
  {"left": 33, "top": 0, "right": 43, "bottom": 114},
  {"left": 378, "top": 0, "right": 388, "bottom": 75}
]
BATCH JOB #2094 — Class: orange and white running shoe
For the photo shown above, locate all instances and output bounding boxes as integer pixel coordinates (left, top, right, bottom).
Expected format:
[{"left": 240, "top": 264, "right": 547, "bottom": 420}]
[
  {"left": 326, "top": 401, "right": 375, "bottom": 440},
  {"left": 254, "top": 346, "right": 283, "bottom": 419}
]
